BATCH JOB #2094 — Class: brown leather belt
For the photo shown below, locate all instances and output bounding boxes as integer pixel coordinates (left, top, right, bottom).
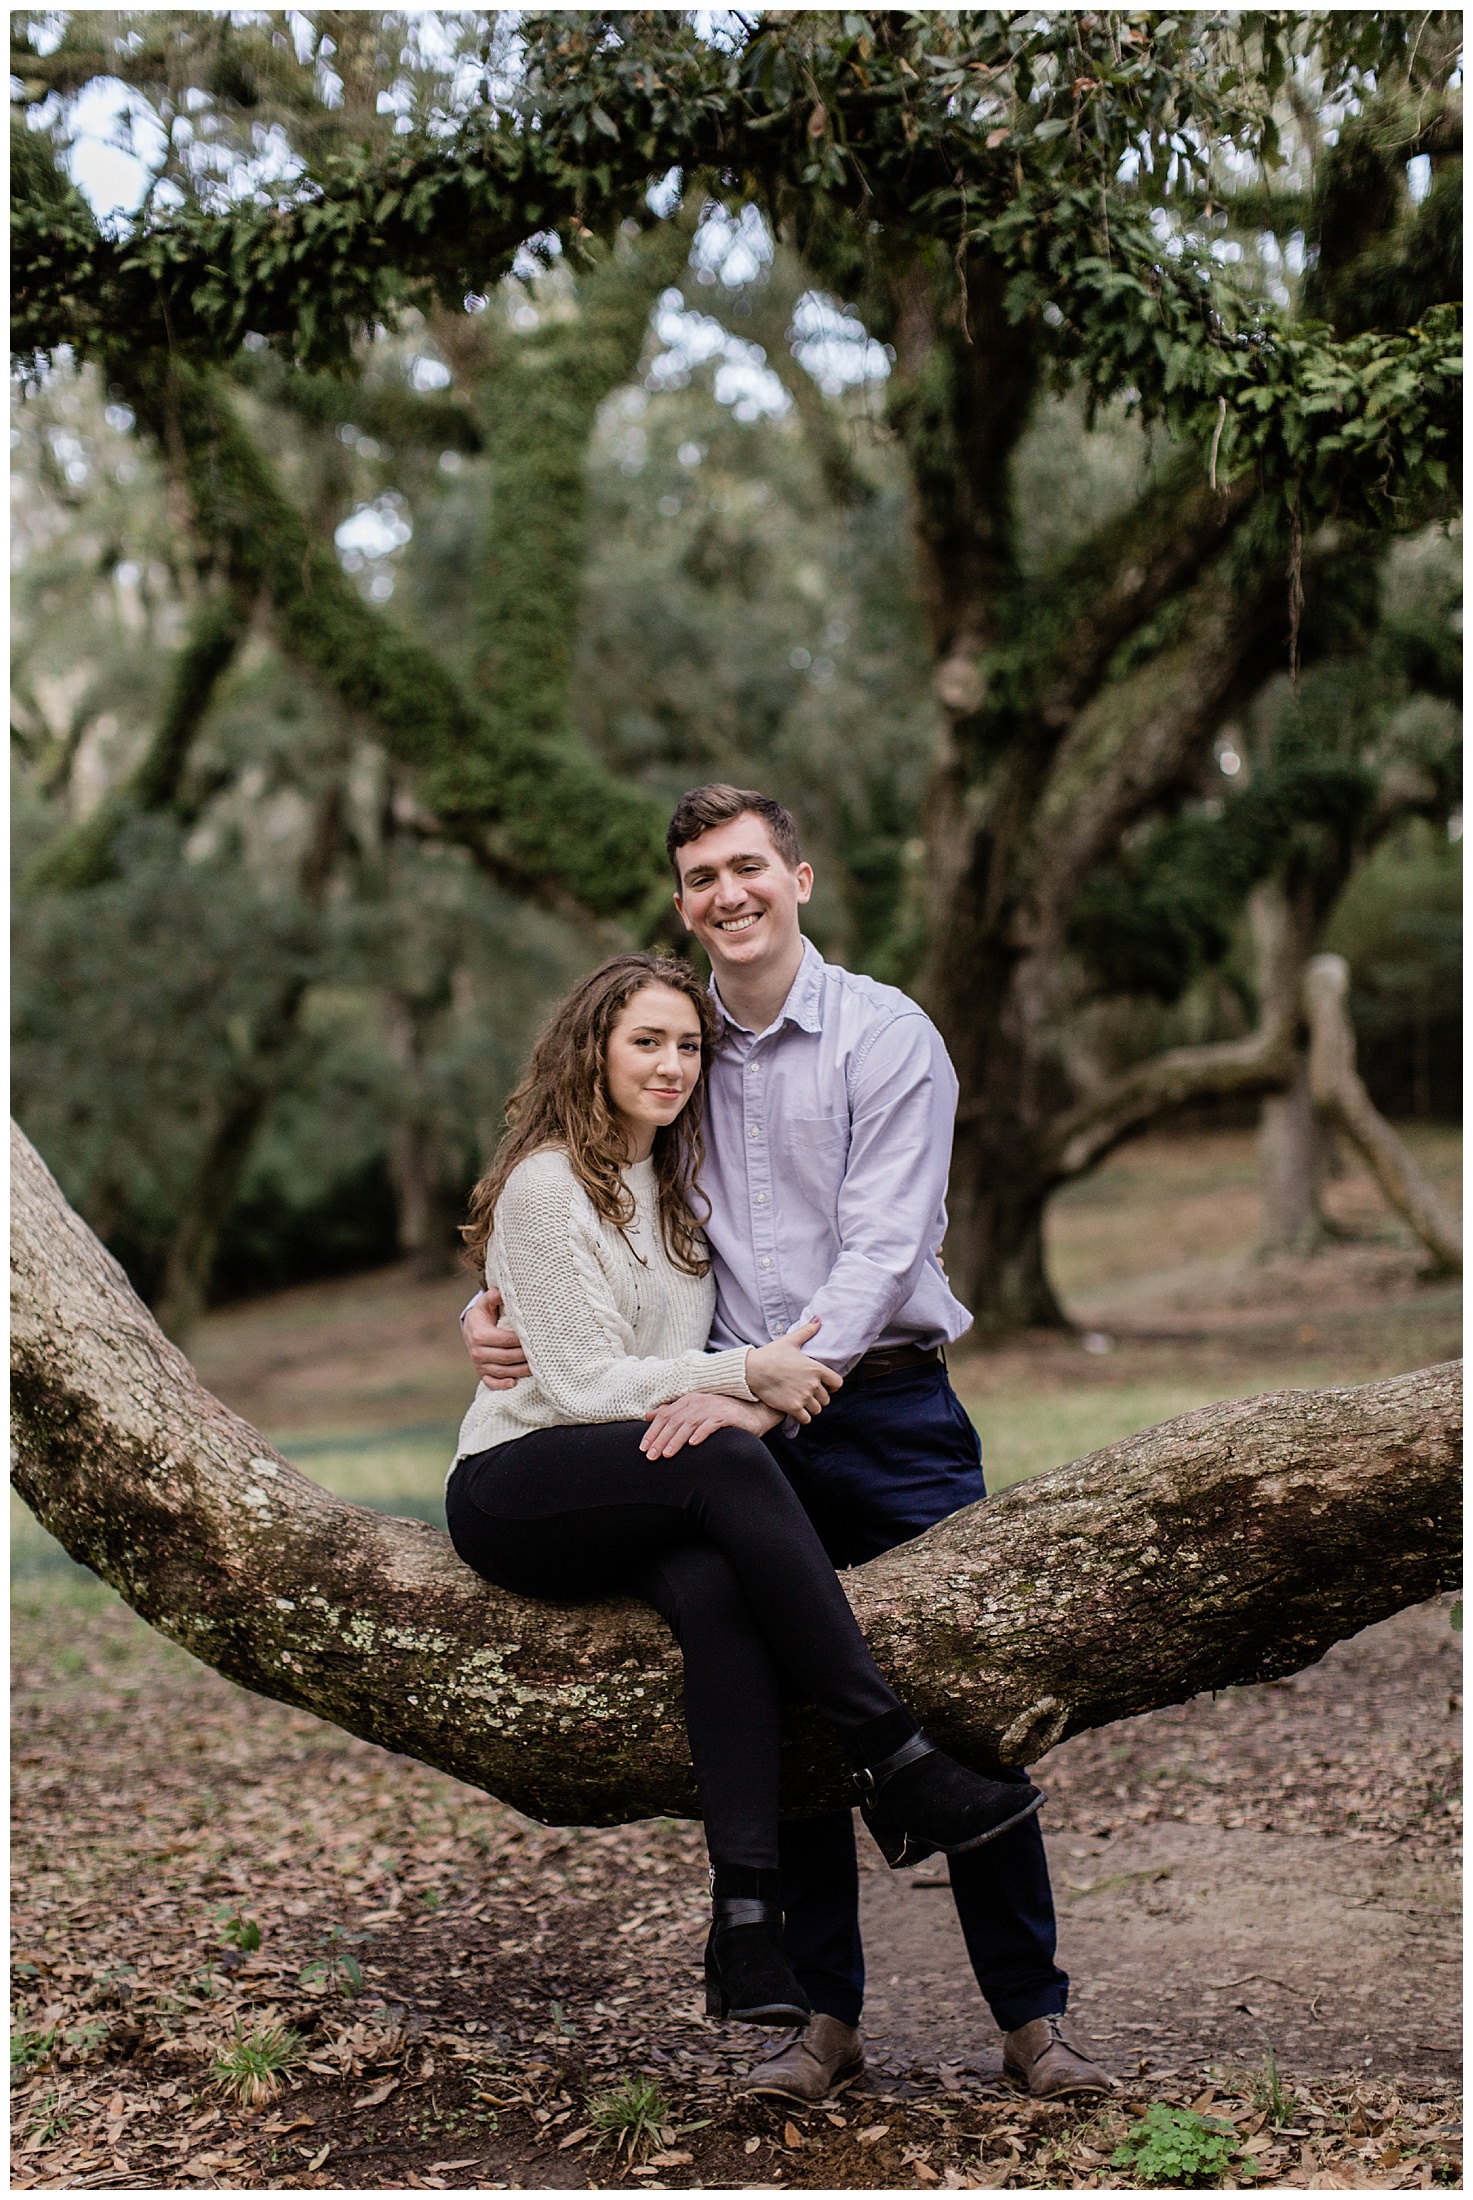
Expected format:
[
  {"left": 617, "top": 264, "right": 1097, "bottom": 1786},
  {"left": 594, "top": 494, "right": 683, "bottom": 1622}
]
[{"left": 852, "top": 1343, "right": 943, "bottom": 1382}]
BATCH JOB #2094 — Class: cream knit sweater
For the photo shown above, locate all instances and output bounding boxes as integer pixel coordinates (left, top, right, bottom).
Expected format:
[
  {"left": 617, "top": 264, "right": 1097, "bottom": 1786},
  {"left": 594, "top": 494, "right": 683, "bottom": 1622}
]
[{"left": 452, "top": 1148, "right": 755, "bottom": 1469}]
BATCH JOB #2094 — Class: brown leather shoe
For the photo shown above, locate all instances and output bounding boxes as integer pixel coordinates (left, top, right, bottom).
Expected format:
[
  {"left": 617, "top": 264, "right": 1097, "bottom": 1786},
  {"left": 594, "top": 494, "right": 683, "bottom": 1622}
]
[
  {"left": 1002, "top": 2014, "right": 1113, "bottom": 2099},
  {"left": 742, "top": 2013, "right": 865, "bottom": 2104}
]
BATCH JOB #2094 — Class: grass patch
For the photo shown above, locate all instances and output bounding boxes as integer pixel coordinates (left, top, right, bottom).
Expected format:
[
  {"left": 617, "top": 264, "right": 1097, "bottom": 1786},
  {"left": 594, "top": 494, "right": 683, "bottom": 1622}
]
[
  {"left": 272, "top": 1422, "right": 458, "bottom": 1512},
  {"left": 587, "top": 2075, "right": 673, "bottom": 2162},
  {"left": 971, "top": 1381, "right": 1249, "bottom": 1491},
  {"left": 11, "top": 2017, "right": 58, "bottom": 2071},
  {"left": 211, "top": 2017, "right": 305, "bottom": 2107}
]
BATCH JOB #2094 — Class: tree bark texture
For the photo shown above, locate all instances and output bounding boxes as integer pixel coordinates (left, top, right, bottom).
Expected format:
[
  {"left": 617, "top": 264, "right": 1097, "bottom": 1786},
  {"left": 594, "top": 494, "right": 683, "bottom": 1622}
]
[
  {"left": 1257, "top": 1057, "right": 1332, "bottom": 1257},
  {"left": 12, "top": 1123, "right": 1461, "bottom": 1828},
  {"left": 1304, "top": 954, "right": 1462, "bottom": 1272},
  {"left": 901, "top": 269, "right": 1293, "bottom": 1330}
]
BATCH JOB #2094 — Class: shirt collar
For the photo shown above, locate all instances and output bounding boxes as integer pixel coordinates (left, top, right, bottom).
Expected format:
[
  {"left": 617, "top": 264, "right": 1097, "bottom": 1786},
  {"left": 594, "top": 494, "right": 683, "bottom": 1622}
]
[{"left": 710, "top": 934, "right": 826, "bottom": 1038}]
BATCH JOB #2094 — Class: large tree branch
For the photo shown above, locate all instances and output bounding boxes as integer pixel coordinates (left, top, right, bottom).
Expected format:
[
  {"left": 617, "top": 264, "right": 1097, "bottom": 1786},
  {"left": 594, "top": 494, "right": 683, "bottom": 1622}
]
[
  {"left": 11, "top": 124, "right": 664, "bottom": 921},
  {"left": 472, "top": 222, "right": 695, "bottom": 736},
  {"left": 11, "top": 1123, "right": 1459, "bottom": 1823},
  {"left": 1043, "top": 880, "right": 1304, "bottom": 1179},
  {"left": 1045, "top": 1018, "right": 1301, "bottom": 1185},
  {"left": 1029, "top": 561, "right": 1288, "bottom": 947},
  {"left": 1305, "top": 954, "right": 1463, "bottom": 1272},
  {"left": 130, "top": 363, "right": 664, "bottom": 919},
  {"left": 924, "top": 469, "right": 1262, "bottom": 956},
  {"left": 1030, "top": 469, "right": 1258, "bottom": 735}
]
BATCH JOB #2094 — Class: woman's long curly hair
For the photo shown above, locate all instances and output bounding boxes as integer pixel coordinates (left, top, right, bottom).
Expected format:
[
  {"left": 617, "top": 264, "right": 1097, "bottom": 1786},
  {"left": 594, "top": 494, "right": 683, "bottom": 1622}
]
[{"left": 461, "top": 954, "right": 719, "bottom": 1280}]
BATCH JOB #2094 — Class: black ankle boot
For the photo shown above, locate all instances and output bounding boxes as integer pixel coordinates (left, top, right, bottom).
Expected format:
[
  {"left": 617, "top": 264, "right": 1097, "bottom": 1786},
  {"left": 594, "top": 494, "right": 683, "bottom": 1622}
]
[
  {"left": 704, "top": 1866, "right": 812, "bottom": 2027},
  {"left": 854, "top": 1735, "right": 1045, "bottom": 1869}
]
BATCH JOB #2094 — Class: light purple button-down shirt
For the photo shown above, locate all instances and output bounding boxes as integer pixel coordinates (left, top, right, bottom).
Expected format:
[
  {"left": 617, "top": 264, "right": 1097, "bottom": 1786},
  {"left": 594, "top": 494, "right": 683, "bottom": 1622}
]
[{"left": 700, "top": 935, "right": 973, "bottom": 1373}]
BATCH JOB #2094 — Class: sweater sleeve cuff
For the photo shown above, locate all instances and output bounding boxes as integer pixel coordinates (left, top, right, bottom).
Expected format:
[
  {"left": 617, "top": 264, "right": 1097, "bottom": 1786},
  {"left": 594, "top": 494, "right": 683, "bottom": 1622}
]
[{"left": 687, "top": 1346, "right": 757, "bottom": 1402}]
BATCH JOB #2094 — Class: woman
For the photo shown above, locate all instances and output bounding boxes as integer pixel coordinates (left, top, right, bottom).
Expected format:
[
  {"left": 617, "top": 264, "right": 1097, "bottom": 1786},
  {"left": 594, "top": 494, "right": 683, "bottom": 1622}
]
[{"left": 447, "top": 953, "right": 1042, "bottom": 2027}]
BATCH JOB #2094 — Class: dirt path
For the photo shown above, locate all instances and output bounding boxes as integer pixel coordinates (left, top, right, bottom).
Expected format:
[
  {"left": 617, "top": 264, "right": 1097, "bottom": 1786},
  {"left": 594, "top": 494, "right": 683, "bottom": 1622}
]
[
  {"left": 11, "top": 1582, "right": 1459, "bottom": 2190},
  {"left": 855, "top": 1602, "right": 1461, "bottom": 2090}
]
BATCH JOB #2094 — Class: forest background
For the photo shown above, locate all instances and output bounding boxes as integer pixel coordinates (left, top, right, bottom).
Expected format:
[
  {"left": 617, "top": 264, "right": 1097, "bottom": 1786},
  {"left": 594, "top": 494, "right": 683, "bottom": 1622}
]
[
  {"left": 11, "top": 8, "right": 1461, "bottom": 1345},
  {"left": 8, "top": 16, "right": 1463, "bottom": 2185}
]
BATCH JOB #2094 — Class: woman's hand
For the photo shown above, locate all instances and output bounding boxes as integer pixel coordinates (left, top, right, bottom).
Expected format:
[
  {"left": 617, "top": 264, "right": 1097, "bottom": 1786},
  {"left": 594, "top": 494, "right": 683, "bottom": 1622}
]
[
  {"left": 744, "top": 1319, "right": 842, "bottom": 1423},
  {"left": 640, "top": 1392, "right": 782, "bottom": 1459}
]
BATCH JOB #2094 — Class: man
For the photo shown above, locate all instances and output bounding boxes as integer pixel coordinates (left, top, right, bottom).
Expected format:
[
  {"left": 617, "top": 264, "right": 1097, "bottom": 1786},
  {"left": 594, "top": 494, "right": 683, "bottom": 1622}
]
[{"left": 463, "top": 783, "right": 1109, "bottom": 2105}]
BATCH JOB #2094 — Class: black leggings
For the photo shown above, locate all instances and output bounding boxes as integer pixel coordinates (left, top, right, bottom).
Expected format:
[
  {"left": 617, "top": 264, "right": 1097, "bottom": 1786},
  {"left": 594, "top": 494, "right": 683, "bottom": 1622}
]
[{"left": 445, "top": 1421, "right": 904, "bottom": 1869}]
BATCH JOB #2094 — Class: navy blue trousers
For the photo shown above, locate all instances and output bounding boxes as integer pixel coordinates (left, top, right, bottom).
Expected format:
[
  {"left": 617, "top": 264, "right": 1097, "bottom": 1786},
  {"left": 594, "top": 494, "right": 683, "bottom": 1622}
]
[{"left": 763, "top": 1364, "right": 1069, "bottom": 2035}]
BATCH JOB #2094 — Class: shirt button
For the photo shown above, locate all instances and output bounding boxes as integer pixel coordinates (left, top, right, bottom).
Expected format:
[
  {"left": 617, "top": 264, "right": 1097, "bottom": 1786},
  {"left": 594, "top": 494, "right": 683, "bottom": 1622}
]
[
  {"left": 748, "top": 1124, "right": 761, "bottom": 1139},
  {"left": 760, "top": 1257, "right": 773, "bottom": 1270},
  {"left": 755, "top": 1192, "right": 769, "bottom": 1206}
]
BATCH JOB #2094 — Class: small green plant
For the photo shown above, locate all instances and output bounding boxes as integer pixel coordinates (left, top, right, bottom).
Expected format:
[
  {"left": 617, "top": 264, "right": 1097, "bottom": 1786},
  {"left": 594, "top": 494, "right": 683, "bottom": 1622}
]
[
  {"left": 1451, "top": 1599, "right": 1462, "bottom": 1633},
  {"left": 548, "top": 1999, "right": 577, "bottom": 2039},
  {"left": 11, "top": 2016, "right": 58, "bottom": 2071},
  {"left": 211, "top": 2018, "right": 305, "bottom": 2107},
  {"left": 1253, "top": 2036, "right": 1291, "bottom": 2126},
  {"left": 216, "top": 1906, "right": 262, "bottom": 1952},
  {"left": 63, "top": 2019, "right": 109, "bottom": 2058},
  {"left": 298, "top": 1925, "right": 365, "bottom": 1998},
  {"left": 588, "top": 2075, "right": 672, "bottom": 2162},
  {"left": 26, "top": 2089, "right": 72, "bottom": 2145},
  {"left": 1112, "top": 2103, "right": 1242, "bottom": 2187},
  {"left": 420, "top": 1886, "right": 442, "bottom": 1913}
]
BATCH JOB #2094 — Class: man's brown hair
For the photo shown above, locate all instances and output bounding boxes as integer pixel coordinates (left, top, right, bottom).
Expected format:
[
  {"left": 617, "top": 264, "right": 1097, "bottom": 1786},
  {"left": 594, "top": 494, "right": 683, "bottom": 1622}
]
[{"left": 666, "top": 783, "right": 802, "bottom": 884}]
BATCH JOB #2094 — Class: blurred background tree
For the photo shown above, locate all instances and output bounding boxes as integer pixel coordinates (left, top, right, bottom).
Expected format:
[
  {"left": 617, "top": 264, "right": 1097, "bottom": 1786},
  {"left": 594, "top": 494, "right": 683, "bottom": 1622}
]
[{"left": 10, "top": 9, "right": 1460, "bottom": 1341}]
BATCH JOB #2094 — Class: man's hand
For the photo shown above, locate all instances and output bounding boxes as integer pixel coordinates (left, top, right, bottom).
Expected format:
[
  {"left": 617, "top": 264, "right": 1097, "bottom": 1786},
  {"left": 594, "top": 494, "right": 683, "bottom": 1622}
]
[
  {"left": 744, "top": 1318, "right": 842, "bottom": 1423},
  {"left": 461, "top": 1288, "right": 531, "bottom": 1389},
  {"left": 640, "top": 1392, "right": 782, "bottom": 1459}
]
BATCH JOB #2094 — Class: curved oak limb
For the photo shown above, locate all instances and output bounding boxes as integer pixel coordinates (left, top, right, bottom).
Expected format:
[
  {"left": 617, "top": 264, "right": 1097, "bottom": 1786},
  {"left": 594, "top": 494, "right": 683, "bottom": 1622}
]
[{"left": 10, "top": 1123, "right": 1460, "bottom": 1826}]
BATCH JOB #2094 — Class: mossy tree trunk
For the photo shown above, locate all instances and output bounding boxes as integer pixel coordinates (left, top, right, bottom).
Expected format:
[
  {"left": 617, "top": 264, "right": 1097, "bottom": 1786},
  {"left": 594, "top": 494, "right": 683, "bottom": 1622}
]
[
  {"left": 869, "top": 185, "right": 1450, "bottom": 1325},
  {"left": 902, "top": 276, "right": 1292, "bottom": 1327},
  {"left": 1258, "top": 1059, "right": 1333, "bottom": 1258},
  {"left": 11, "top": 1122, "right": 1461, "bottom": 1824}
]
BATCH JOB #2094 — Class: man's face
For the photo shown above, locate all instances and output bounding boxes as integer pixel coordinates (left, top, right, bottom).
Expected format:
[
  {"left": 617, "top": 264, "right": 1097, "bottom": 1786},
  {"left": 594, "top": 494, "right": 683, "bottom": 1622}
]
[{"left": 673, "top": 814, "right": 813, "bottom": 980}]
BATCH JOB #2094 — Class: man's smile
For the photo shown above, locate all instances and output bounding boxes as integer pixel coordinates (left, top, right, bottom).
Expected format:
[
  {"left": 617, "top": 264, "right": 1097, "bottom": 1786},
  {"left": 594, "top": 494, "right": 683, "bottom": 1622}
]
[{"left": 716, "top": 912, "right": 763, "bottom": 932}]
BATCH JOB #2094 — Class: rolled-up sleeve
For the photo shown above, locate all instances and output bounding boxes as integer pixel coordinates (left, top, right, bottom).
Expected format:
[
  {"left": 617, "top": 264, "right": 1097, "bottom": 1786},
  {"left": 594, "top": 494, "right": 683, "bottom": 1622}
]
[{"left": 796, "top": 1013, "right": 958, "bottom": 1371}]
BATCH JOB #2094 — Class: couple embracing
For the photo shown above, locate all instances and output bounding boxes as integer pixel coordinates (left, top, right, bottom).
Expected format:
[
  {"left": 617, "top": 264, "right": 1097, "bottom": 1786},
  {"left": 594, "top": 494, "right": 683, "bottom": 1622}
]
[{"left": 450, "top": 783, "right": 1109, "bottom": 2104}]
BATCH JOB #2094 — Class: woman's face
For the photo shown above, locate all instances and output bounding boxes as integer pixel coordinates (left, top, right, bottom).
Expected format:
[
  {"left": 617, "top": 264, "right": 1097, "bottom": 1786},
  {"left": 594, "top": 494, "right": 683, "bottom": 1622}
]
[{"left": 604, "top": 983, "right": 705, "bottom": 1159}]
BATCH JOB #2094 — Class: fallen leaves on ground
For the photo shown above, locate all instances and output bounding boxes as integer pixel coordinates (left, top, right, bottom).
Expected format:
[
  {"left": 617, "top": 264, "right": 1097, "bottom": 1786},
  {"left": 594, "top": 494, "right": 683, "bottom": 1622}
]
[{"left": 11, "top": 1576, "right": 1462, "bottom": 2190}]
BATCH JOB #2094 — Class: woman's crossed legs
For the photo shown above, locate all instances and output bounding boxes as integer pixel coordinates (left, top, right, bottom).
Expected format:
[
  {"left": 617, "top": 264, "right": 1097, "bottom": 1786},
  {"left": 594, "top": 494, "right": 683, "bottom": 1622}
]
[{"left": 445, "top": 1420, "right": 903, "bottom": 1868}]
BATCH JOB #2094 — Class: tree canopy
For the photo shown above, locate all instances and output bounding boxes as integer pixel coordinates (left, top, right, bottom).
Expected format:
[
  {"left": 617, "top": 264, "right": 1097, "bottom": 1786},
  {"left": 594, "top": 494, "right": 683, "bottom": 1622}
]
[
  {"left": 13, "top": 13, "right": 1460, "bottom": 521},
  {"left": 11, "top": 9, "right": 1462, "bottom": 1330}
]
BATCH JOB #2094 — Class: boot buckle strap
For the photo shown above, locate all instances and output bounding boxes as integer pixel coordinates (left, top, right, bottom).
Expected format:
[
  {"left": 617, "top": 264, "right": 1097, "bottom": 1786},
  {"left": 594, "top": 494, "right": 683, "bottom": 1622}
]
[{"left": 853, "top": 1731, "right": 935, "bottom": 1795}]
